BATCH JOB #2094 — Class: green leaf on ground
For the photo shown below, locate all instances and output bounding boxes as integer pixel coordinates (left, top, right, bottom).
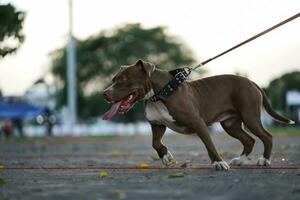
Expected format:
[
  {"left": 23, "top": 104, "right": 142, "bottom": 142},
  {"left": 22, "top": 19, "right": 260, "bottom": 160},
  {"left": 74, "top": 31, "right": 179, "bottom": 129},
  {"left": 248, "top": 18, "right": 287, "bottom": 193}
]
[
  {"left": 0, "top": 178, "right": 6, "bottom": 185},
  {"left": 168, "top": 173, "right": 184, "bottom": 179}
]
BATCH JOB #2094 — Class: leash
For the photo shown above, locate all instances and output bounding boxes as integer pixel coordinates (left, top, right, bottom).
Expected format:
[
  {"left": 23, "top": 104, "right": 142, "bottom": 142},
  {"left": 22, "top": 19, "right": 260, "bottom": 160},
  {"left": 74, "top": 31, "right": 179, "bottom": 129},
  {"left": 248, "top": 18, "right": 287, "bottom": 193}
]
[
  {"left": 150, "top": 12, "right": 300, "bottom": 102},
  {"left": 191, "top": 12, "right": 300, "bottom": 71}
]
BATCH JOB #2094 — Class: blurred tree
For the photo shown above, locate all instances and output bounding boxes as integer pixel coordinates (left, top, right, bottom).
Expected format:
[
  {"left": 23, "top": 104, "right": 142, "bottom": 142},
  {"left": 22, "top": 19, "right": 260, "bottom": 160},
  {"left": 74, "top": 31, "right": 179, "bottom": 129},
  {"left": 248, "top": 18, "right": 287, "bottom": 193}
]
[
  {"left": 0, "top": 3, "right": 25, "bottom": 57},
  {"left": 265, "top": 71, "right": 300, "bottom": 111},
  {"left": 50, "top": 23, "right": 198, "bottom": 121}
]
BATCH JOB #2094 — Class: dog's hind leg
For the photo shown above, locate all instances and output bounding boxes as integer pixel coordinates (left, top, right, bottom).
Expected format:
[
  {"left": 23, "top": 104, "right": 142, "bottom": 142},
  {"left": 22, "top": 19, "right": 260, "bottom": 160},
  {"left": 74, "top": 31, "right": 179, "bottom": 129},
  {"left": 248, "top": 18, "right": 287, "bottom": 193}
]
[
  {"left": 237, "top": 83, "right": 272, "bottom": 166},
  {"left": 221, "top": 117, "right": 255, "bottom": 165},
  {"left": 150, "top": 123, "right": 177, "bottom": 166},
  {"left": 242, "top": 118, "right": 273, "bottom": 166}
]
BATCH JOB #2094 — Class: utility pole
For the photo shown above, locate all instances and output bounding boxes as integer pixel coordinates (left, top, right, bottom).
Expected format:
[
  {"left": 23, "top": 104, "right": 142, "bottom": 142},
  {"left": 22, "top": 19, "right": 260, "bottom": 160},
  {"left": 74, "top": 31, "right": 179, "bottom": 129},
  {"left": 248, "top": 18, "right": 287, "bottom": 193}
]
[{"left": 67, "top": 0, "right": 77, "bottom": 129}]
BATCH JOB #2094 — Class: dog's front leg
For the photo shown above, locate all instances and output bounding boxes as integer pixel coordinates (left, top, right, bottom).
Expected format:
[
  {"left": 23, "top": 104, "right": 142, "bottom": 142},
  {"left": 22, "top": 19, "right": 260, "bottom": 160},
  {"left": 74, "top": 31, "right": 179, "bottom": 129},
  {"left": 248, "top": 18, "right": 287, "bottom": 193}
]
[
  {"left": 192, "top": 119, "right": 230, "bottom": 171},
  {"left": 150, "top": 123, "right": 177, "bottom": 166}
]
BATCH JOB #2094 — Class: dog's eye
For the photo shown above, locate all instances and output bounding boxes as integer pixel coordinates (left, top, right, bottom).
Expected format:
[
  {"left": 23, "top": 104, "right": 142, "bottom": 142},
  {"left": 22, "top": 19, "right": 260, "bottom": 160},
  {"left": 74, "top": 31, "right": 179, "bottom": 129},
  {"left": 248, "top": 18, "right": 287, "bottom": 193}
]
[{"left": 118, "top": 77, "right": 127, "bottom": 83}]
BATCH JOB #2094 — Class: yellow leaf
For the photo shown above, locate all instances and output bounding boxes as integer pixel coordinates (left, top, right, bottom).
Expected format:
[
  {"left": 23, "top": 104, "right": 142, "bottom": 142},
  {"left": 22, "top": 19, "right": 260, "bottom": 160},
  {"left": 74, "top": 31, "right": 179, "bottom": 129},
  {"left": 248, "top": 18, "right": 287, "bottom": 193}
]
[
  {"left": 111, "top": 151, "right": 121, "bottom": 157},
  {"left": 137, "top": 162, "right": 150, "bottom": 169},
  {"left": 99, "top": 171, "right": 108, "bottom": 177},
  {"left": 0, "top": 165, "right": 4, "bottom": 171}
]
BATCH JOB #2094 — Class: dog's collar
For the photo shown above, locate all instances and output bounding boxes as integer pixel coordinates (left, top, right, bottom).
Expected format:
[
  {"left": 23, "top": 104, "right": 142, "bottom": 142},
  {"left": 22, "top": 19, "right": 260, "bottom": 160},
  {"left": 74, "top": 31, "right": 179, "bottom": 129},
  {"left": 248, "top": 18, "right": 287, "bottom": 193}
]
[{"left": 149, "top": 68, "right": 191, "bottom": 102}]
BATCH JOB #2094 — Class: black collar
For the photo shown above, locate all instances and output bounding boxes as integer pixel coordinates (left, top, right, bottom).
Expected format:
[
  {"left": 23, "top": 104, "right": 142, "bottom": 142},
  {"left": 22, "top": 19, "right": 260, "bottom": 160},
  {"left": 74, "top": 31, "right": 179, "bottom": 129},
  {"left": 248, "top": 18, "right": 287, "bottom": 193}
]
[{"left": 149, "top": 68, "right": 191, "bottom": 102}]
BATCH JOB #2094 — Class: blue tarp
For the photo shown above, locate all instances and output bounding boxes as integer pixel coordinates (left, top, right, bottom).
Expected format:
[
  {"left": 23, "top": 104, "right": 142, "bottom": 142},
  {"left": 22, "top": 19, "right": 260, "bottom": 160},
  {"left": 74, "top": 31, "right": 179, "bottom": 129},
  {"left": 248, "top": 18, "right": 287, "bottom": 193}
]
[{"left": 0, "top": 102, "right": 46, "bottom": 120}]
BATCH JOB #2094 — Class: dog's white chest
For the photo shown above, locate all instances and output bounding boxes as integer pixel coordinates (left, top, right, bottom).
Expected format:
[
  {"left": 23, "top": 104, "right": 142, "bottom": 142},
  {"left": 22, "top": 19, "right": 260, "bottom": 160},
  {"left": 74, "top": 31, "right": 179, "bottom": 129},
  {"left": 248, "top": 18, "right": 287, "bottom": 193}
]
[{"left": 145, "top": 101, "right": 187, "bottom": 133}]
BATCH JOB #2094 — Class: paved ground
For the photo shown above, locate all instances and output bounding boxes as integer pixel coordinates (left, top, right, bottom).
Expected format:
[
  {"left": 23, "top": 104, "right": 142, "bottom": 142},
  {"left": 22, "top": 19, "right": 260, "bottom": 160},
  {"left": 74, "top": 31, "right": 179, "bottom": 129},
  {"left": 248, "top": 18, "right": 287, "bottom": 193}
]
[{"left": 0, "top": 132, "right": 300, "bottom": 200}]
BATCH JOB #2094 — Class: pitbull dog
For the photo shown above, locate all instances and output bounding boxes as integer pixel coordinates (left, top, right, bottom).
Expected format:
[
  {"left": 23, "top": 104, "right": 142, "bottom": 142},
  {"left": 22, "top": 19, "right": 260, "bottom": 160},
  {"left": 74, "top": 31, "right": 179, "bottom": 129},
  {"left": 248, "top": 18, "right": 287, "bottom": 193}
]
[{"left": 102, "top": 60, "right": 294, "bottom": 170}]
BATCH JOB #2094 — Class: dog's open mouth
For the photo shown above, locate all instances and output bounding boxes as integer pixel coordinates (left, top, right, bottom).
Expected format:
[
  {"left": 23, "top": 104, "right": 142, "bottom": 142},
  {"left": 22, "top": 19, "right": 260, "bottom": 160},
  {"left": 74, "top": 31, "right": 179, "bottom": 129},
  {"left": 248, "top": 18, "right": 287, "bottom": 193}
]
[{"left": 102, "top": 90, "right": 139, "bottom": 120}]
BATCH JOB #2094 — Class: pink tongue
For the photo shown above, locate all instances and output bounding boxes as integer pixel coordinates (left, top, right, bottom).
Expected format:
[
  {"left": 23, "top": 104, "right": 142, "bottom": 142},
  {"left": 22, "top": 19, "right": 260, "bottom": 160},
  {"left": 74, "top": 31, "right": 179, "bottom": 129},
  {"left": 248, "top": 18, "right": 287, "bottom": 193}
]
[{"left": 102, "top": 101, "right": 122, "bottom": 120}]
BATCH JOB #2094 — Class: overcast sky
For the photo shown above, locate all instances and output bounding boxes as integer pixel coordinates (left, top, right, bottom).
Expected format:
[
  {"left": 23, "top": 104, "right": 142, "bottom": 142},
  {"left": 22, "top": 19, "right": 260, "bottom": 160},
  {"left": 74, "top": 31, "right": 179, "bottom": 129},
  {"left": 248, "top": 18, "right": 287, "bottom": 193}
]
[{"left": 1, "top": 0, "right": 300, "bottom": 95}]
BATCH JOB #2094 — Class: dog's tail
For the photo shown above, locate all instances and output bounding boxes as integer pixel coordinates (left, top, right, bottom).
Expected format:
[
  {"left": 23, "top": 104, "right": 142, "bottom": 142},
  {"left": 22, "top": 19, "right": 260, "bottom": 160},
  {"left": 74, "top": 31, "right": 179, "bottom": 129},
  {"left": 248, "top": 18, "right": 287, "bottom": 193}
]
[{"left": 253, "top": 82, "right": 295, "bottom": 124}]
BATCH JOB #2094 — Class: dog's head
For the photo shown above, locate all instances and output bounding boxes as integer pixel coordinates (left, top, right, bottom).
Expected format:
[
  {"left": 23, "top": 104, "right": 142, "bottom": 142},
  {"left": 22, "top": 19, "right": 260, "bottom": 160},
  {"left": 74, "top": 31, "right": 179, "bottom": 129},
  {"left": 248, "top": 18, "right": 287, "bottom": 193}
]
[{"left": 102, "top": 59, "right": 155, "bottom": 120}]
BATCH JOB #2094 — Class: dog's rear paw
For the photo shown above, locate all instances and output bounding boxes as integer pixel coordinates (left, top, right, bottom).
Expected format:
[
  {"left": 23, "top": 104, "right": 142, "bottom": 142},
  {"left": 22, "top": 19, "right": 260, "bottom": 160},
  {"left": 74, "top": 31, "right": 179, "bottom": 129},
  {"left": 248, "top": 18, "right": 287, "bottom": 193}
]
[
  {"left": 162, "top": 151, "right": 177, "bottom": 166},
  {"left": 230, "top": 155, "right": 247, "bottom": 166},
  {"left": 257, "top": 157, "right": 271, "bottom": 166},
  {"left": 213, "top": 160, "right": 230, "bottom": 170}
]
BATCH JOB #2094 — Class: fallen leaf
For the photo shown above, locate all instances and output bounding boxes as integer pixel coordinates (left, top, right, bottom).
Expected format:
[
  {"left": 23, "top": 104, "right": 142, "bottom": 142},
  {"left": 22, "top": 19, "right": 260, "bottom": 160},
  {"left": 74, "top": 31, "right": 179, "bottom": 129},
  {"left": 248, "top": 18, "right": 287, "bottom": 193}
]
[
  {"left": 136, "top": 162, "right": 150, "bottom": 169},
  {"left": 0, "top": 165, "right": 4, "bottom": 171},
  {"left": 99, "top": 171, "right": 108, "bottom": 177},
  {"left": 111, "top": 151, "right": 121, "bottom": 157},
  {"left": 0, "top": 178, "right": 6, "bottom": 185},
  {"left": 280, "top": 144, "right": 286, "bottom": 151},
  {"left": 168, "top": 172, "right": 184, "bottom": 179}
]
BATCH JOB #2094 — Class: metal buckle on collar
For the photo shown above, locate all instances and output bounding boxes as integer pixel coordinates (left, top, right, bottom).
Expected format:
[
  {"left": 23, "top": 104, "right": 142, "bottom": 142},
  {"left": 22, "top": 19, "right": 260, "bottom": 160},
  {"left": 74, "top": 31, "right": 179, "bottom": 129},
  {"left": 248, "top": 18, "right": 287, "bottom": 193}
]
[{"left": 169, "top": 67, "right": 191, "bottom": 78}]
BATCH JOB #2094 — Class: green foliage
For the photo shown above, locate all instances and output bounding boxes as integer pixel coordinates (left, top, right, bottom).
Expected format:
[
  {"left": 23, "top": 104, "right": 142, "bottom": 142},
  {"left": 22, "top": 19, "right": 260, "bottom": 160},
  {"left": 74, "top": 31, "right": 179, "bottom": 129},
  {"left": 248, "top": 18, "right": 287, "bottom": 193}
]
[
  {"left": 265, "top": 71, "right": 300, "bottom": 111},
  {"left": 50, "top": 23, "right": 197, "bottom": 121},
  {"left": 0, "top": 3, "right": 25, "bottom": 57}
]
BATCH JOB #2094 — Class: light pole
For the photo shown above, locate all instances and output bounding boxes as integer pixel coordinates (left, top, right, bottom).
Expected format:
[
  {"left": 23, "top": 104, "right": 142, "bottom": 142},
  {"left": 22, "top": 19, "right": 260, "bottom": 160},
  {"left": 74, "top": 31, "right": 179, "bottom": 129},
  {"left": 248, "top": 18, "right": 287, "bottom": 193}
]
[{"left": 67, "top": 0, "right": 77, "bottom": 129}]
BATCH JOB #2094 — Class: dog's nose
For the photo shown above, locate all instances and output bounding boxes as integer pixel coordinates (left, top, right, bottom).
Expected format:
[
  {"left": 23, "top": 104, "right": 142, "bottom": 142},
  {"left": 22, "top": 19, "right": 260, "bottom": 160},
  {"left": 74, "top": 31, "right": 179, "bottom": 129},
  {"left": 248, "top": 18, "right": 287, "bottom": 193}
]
[{"left": 103, "top": 91, "right": 112, "bottom": 101}]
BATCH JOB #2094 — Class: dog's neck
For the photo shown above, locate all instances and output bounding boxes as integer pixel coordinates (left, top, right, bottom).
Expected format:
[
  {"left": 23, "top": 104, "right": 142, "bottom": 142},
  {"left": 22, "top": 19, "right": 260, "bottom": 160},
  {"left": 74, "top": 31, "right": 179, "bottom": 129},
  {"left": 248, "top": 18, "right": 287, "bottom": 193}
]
[{"left": 149, "top": 69, "right": 173, "bottom": 94}]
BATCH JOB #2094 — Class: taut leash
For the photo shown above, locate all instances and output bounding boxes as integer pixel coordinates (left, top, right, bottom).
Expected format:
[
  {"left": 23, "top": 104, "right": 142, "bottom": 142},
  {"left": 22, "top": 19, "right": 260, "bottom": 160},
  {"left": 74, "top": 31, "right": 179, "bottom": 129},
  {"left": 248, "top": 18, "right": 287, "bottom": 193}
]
[
  {"left": 150, "top": 12, "right": 300, "bottom": 103},
  {"left": 190, "top": 12, "right": 300, "bottom": 71}
]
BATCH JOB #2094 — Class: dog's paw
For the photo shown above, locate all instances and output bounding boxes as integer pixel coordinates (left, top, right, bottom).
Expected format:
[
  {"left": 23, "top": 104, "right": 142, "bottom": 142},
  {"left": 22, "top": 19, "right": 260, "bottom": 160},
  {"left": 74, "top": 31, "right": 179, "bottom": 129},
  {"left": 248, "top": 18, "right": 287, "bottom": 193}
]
[
  {"left": 162, "top": 151, "right": 177, "bottom": 166},
  {"left": 213, "top": 160, "right": 230, "bottom": 171},
  {"left": 230, "top": 155, "right": 247, "bottom": 166},
  {"left": 257, "top": 157, "right": 271, "bottom": 166}
]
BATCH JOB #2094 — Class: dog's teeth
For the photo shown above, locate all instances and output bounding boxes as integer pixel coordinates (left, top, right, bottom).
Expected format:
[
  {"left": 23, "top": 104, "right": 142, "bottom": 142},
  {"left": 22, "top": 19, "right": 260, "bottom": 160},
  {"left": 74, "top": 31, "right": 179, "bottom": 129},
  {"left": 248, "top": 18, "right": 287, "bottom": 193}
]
[{"left": 129, "top": 95, "right": 133, "bottom": 100}]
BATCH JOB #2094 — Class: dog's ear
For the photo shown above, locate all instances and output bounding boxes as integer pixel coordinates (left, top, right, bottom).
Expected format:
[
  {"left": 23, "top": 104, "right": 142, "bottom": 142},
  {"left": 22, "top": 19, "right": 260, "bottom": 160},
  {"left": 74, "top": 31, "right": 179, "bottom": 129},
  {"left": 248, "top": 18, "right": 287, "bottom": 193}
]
[{"left": 135, "top": 59, "right": 155, "bottom": 77}]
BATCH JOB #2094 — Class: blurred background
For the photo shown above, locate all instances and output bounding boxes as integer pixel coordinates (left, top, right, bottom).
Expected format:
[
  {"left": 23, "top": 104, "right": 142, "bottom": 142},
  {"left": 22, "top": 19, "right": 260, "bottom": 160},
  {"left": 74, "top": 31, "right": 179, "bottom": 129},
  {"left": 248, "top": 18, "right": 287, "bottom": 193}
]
[{"left": 0, "top": 0, "right": 300, "bottom": 137}]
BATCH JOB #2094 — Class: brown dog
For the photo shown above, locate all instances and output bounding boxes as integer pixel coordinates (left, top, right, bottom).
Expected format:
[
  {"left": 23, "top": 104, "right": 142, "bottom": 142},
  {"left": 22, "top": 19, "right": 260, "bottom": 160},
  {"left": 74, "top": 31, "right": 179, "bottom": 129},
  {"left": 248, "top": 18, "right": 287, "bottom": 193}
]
[{"left": 103, "top": 60, "right": 294, "bottom": 170}]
